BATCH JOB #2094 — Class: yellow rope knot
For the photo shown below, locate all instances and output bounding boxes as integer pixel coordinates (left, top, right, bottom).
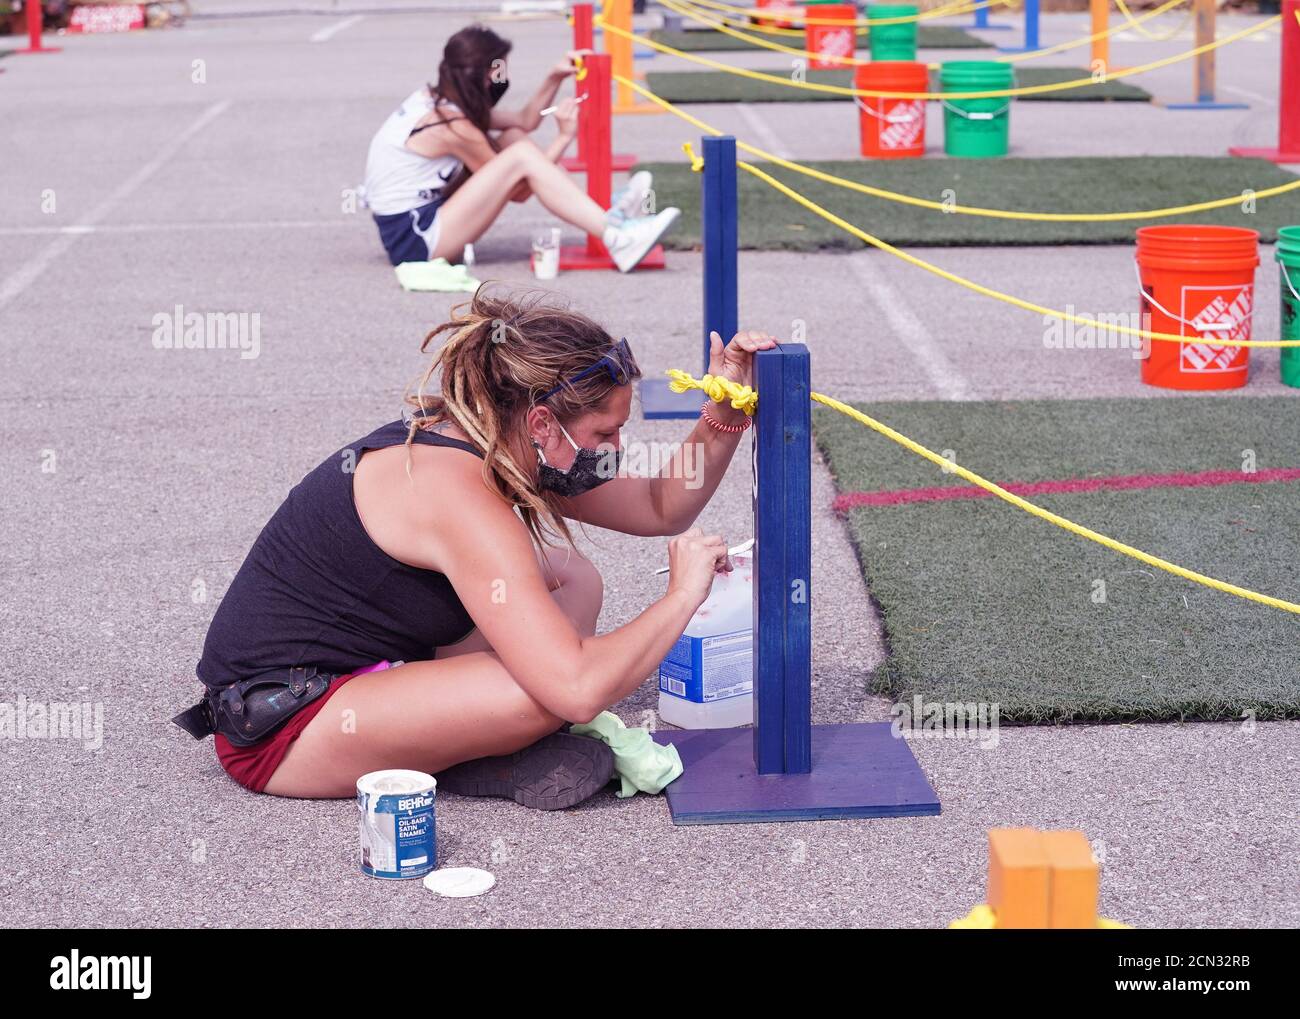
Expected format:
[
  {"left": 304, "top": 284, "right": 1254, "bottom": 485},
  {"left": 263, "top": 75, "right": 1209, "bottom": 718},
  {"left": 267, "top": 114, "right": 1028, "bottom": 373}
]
[
  {"left": 573, "top": 54, "right": 588, "bottom": 82},
  {"left": 681, "top": 141, "right": 705, "bottom": 173},
  {"left": 666, "top": 369, "right": 758, "bottom": 415}
]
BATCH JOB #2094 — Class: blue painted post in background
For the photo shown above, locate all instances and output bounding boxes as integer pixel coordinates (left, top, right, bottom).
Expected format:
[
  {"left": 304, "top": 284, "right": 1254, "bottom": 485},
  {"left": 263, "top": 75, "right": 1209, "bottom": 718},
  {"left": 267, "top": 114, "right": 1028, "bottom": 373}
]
[
  {"left": 640, "top": 136, "right": 738, "bottom": 418},
  {"left": 997, "top": 0, "right": 1040, "bottom": 53},
  {"left": 968, "top": 0, "right": 1012, "bottom": 31},
  {"left": 701, "top": 135, "right": 739, "bottom": 374},
  {"left": 752, "top": 345, "right": 813, "bottom": 776}
]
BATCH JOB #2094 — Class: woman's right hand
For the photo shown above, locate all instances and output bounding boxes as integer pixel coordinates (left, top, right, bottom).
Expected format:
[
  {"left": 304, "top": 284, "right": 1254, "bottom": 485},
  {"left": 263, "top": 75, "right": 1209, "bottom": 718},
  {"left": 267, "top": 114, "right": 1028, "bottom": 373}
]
[
  {"left": 666, "top": 527, "right": 730, "bottom": 608},
  {"left": 551, "top": 97, "right": 580, "bottom": 139}
]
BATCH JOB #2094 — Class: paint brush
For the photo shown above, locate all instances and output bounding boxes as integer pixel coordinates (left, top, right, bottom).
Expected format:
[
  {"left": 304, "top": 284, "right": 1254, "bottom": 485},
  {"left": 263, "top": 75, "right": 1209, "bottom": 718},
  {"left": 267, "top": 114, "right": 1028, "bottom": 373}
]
[
  {"left": 538, "top": 94, "right": 590, "bottom": 116},
  {"left": 655, "top": 538, "right": 754, "bottom": 575}
]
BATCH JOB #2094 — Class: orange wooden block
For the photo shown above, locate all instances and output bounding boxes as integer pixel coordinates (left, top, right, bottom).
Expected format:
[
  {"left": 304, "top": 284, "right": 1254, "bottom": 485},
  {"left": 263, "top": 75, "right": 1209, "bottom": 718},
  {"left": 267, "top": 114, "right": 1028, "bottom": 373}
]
[
  {"left": 987, "top": 828, "right": 1050, "bottom": 929},
  {"left": 1042, "top": 830, "right": 1100, "bottom": 929}
]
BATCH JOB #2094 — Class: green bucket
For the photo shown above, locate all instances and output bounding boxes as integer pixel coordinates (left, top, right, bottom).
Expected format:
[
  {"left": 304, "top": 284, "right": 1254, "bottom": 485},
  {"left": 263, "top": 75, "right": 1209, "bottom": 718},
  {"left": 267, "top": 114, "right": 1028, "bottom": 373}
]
[
  {"left": 868, "top": 5, "right": 918, "bottom": 62},
  {"left": 1277, "top": 225, "right": 1300, "bottom": 388},
  {"left": 939, "top": 60, "right": 1015, "bottom": 158}
]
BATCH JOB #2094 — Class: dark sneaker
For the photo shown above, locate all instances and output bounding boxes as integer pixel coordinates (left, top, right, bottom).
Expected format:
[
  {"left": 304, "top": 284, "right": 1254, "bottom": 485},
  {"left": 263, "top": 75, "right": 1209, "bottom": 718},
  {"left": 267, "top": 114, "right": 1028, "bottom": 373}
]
[{"left": 434, "top": 731, "right": 615, "bottom": 810}]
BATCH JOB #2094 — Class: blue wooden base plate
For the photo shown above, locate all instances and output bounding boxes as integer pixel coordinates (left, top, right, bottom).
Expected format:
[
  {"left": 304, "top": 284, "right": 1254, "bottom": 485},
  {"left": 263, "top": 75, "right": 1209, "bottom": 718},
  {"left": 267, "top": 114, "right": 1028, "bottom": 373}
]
[
  {"left": 652, "top": 722, "right": 941, "bottom": 825},
  {"left": 640, "top": 378, "right": 704, "bottom": 419}
]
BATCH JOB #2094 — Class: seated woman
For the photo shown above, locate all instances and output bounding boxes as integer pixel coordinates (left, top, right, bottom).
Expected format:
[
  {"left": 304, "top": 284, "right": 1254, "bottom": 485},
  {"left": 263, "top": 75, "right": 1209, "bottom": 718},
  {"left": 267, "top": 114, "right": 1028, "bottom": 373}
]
[
  {"left": 363, "top": 24, "right": 677, "bottom": 273},
  {"left": 175, "top": 284, "right": 776, "bottom": 807}
]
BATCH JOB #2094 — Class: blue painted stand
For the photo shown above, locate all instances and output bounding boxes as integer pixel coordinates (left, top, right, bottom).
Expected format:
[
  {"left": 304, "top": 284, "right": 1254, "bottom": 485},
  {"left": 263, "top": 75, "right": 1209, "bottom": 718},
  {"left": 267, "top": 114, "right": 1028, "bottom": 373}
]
[
  {"left": 996, "top": 0, "right": 1040, "bottom": 53},
  {"left": 653, "top": 345, "right": 940, "bottom": 824},
  {"left": 650, "top": 188, "right": 941, "bottom": 824},
  {"left": 640, "top": 135, "right": 738, "bottom": 419},
  {"left": 967, "top": 3, "right": 1013, "bottom": 31},
  {"left": 1166, "top": 100, "right": 1249, "bottom": 110}
]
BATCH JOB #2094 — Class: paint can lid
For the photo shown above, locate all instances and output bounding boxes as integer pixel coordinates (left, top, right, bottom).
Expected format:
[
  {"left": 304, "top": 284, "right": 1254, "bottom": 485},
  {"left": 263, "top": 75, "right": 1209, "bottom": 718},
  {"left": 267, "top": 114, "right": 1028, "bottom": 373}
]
[
  {"left": 357, "top": 769, "right": 436, "bottom": 797},
  {"left": 423, "top": 867, "right": 496, "bottom": 898}
]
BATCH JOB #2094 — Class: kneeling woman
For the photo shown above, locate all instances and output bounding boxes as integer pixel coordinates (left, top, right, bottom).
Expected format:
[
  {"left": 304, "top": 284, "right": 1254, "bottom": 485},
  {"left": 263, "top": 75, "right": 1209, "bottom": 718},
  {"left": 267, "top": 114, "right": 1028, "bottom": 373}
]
[
  {"left": 364, "top": 24, "right": 678, "bottom": 273},
  {"left": 176, "top": 285, "right": 775, "bottom": 806}
]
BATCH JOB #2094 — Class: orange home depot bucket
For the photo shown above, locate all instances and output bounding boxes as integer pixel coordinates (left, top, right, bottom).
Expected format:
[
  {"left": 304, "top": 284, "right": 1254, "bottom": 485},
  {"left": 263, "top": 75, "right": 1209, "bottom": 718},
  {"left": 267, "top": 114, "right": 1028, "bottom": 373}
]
[
  {"left": 755, "top": 0, "right": 801, "bottom": 30},
  {"left": 1135, "top": 225, "right": 1260, "bottom": 391},
  {"left": 805, "top": 4, "right": 857, "bottom": 70},
  {"left": 855, "top": 62, "right": 928, "bottom": 159}
]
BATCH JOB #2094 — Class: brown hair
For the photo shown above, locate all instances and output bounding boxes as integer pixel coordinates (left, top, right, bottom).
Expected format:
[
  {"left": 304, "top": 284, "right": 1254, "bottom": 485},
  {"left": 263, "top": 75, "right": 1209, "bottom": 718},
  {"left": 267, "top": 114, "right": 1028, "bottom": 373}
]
[
  {"left": 428, "top": 25, "right": 512, "bottom": 201},
  {"left": 405, "top": 283, "right": 641, "bottom": 550}
]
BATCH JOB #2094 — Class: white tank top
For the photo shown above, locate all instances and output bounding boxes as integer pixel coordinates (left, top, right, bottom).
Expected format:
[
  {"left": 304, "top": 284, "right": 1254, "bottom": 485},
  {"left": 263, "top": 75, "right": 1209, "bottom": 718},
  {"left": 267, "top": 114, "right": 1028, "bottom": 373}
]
[{"left": 363, "top": 88, "right": 465, "bottom": 216}]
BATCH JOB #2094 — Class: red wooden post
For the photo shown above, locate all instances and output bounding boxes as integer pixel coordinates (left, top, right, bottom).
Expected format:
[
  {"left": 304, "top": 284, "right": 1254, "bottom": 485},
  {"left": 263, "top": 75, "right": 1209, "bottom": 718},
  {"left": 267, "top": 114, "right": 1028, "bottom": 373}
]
[
  {"left": 560, "top": 3, "right": 636, "bottom": 173},
  {"left": 584, "top": 53, "right": 613, "bottom": 260},
  {"left": 574, "top": 3, "right": 593, "bottom": 170},
  {"left": 1229, "top": 0, "right": 1300, "bottom": 161},
  {"left": 556, "top": 52, "right": 664, "bottom": 271},
  {"left": 18, "top": 0, "right": 62, "bottom": 55}
]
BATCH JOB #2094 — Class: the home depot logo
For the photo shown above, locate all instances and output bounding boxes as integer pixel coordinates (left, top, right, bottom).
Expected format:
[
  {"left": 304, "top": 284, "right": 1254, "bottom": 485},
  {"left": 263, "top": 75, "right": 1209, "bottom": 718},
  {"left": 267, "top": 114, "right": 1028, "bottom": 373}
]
[
  {"left": 815, "top": 28, "right": 855, "bottom": 61},
  {"left": 1180, "top": 284, "right": 1252, "bottom": 374},
  {"left": 879, "top": 100, "right": 924, "bottom": 150}
]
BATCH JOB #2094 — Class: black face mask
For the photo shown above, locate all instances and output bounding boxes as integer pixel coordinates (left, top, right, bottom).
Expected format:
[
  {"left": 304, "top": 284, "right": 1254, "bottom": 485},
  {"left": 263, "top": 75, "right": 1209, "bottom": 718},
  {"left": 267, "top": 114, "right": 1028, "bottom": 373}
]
[
  {"left": 489, "top": 79, "right": 510, "bottom": 106},
  {"left": 536, "top": 422, "right": 621, "bottom": 498}
]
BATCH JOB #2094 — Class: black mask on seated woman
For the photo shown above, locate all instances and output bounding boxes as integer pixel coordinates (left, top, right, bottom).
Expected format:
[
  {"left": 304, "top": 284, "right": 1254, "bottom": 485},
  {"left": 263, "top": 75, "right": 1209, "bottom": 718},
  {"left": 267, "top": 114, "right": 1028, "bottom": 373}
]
[
  {"left": 535, "top": 422, "right": 622, "bottom": 497},
  {"left": 489, "top": 80, "right": 510, "bottom": 106}
]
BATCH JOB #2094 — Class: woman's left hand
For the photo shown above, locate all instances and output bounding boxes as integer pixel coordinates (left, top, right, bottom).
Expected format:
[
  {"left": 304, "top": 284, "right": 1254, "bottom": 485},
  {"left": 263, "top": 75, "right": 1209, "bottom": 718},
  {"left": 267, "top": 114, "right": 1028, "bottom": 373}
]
[
  {"left": 706, "top": 329, "right": 779, "bottom": 391},
  {"left": 553, "top": 49, "right": 592, "bottom": 79}
]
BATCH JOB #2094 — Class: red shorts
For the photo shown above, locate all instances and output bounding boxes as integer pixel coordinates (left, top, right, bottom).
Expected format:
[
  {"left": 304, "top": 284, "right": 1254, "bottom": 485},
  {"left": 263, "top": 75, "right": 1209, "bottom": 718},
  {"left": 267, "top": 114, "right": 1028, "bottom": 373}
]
[{"left": 215, "top": 660, "right": 392, "bottom": 793}]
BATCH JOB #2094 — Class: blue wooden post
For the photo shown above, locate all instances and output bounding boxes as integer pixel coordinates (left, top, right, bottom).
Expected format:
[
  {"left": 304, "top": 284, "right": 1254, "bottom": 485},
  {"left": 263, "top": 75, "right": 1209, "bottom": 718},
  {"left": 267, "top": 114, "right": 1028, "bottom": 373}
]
[
  {"left": 701, "top": 135, "right": 739, "bottom": 375},
  {"left": 968, "top": 0, "right": 1011, "bottom": 31},
  {"left": 752, "top": 345, "right": 813, "bottom": 775},
  {"left": 640, "top": 135, "right": 738, "bottom": 418},
  {"left": 997, "top": 0, "right": 1040, "bottom": 52},
  {"left": 647, "top": 147, "right": 940, "bottom": 825}
]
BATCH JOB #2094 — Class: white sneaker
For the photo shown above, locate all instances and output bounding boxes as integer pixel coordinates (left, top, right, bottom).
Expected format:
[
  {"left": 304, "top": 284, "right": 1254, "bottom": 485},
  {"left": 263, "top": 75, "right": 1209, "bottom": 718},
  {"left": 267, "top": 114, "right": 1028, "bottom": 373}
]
[
  {"left": 606, "top": 170, "right": 653, "bottom": 226},
  {"left": 603, "top": 207, "right": 680, "bottom": 273}
]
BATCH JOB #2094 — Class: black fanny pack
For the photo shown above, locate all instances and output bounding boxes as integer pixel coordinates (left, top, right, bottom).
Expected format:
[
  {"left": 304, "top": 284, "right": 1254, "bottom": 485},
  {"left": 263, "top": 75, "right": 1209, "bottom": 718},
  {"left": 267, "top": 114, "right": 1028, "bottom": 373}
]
[{"left": 172, "top": 665, "right": 338, "bottom": 748}]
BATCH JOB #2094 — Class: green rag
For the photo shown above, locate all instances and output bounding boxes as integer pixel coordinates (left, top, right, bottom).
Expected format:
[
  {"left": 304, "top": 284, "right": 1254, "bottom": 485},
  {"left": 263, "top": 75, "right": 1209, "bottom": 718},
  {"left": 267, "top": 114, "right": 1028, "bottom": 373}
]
[
  {"left": 570, "top": 711, "right": 683, "bottom": 798},
  {"left": 393, "top": 258, "right": 480, "bottom": 293}
]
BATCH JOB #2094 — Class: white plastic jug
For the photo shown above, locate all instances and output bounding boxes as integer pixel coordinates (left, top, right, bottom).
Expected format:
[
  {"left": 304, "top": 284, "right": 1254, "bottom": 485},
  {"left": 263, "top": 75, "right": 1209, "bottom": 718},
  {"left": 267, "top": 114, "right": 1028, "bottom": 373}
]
[{"left": 657, "top": 552, "right": 753, "bottom": 729}]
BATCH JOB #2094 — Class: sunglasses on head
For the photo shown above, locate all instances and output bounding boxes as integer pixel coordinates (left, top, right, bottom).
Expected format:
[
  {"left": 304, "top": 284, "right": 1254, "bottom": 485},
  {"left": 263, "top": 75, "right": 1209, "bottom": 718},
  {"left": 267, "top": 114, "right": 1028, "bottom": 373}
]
[{"left": 537, "top": 337, "right": 635, "bottom": 403}]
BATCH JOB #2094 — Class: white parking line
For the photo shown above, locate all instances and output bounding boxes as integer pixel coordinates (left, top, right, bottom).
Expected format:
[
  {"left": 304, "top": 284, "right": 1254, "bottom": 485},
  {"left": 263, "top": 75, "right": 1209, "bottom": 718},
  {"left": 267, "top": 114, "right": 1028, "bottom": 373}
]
[
  {"left": 737, "top": 104, "right": 793, "bottom": 160},
  {"left": 847, "top": 256, "right": 971, "bottom": 401},
  {"left": 0, "top": 101, "right": 231, "bottom": 314},
  {"left": 0, "top": 220, "right": 353, "bottom": 237},
  {"left": 1223, "top": 84, "right": 1273, "bottom": 105},
  {"left": 310, "top": 15, "right": 364, "bottom": 43}
]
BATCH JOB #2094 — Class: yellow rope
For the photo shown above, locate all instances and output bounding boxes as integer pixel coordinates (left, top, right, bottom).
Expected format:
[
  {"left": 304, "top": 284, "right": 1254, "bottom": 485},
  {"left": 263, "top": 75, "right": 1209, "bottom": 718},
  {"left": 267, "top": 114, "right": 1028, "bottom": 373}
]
[
  {"left": 667, "top": 0, "right": 987, "bottom": 38},
  {"left": 667, "top": 369, "right": 1300, "bottom": 616},
  {"left": 1114, "top": 0, "right": 1195, "bottom": 42},
  {"left": 674, "top": 0, "right": 994, "bottom": 29},
  {"left": 733, "top": 155, "right": 1300, "bottom": 348},
  {"left": 595, "top": 10, "right": 1282, "bottom": 99},
  {"left": 627, "top": 78, "right": 1300, "bottom": 223},
  {"left": 666, "top": 0, "right": 1187, "bottom": 68}
]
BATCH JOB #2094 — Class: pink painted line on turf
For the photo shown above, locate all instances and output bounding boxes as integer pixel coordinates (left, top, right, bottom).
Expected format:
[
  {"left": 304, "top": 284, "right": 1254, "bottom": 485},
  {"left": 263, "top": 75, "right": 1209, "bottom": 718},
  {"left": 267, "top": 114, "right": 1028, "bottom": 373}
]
[{"left": 832, "top": 467, "right": 1300, "bottom": 513}]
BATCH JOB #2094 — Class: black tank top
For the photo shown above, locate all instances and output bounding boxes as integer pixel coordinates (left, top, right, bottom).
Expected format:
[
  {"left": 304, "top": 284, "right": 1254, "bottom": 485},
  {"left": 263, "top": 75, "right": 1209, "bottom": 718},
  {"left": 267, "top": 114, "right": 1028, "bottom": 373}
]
[{"left": 195, "top": 416, "right": 484, "bottom": 690}]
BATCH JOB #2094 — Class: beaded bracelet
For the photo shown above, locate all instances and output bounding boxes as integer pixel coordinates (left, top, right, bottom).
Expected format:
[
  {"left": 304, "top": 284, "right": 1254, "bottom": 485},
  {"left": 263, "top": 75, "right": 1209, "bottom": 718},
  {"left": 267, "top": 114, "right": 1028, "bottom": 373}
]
[{"left": 701, "top": 402, "right": 752, "bottom": 434}]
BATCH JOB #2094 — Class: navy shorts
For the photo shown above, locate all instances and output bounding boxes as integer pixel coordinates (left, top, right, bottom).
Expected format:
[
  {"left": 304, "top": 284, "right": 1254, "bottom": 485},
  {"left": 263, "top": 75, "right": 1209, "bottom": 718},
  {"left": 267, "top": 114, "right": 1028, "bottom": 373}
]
[{"left": 373, "top": 196, "right": 445, "bottom": 266}]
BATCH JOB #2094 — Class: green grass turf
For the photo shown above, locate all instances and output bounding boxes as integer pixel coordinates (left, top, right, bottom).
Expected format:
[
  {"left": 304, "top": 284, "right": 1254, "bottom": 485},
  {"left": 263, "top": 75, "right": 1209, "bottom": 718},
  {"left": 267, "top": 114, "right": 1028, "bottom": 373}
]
[
  {"left": 643, "top": 67, "right": 1151, "bottom": 103},
  {"left": 632, "top": 156, "right": 1300, "bottom": 249},
  {"left": 812, "top": 395, "right": 1300, "bottom": 723},
  {"left": 648, "top": 25, "right": 992, "bottom": 51}
]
